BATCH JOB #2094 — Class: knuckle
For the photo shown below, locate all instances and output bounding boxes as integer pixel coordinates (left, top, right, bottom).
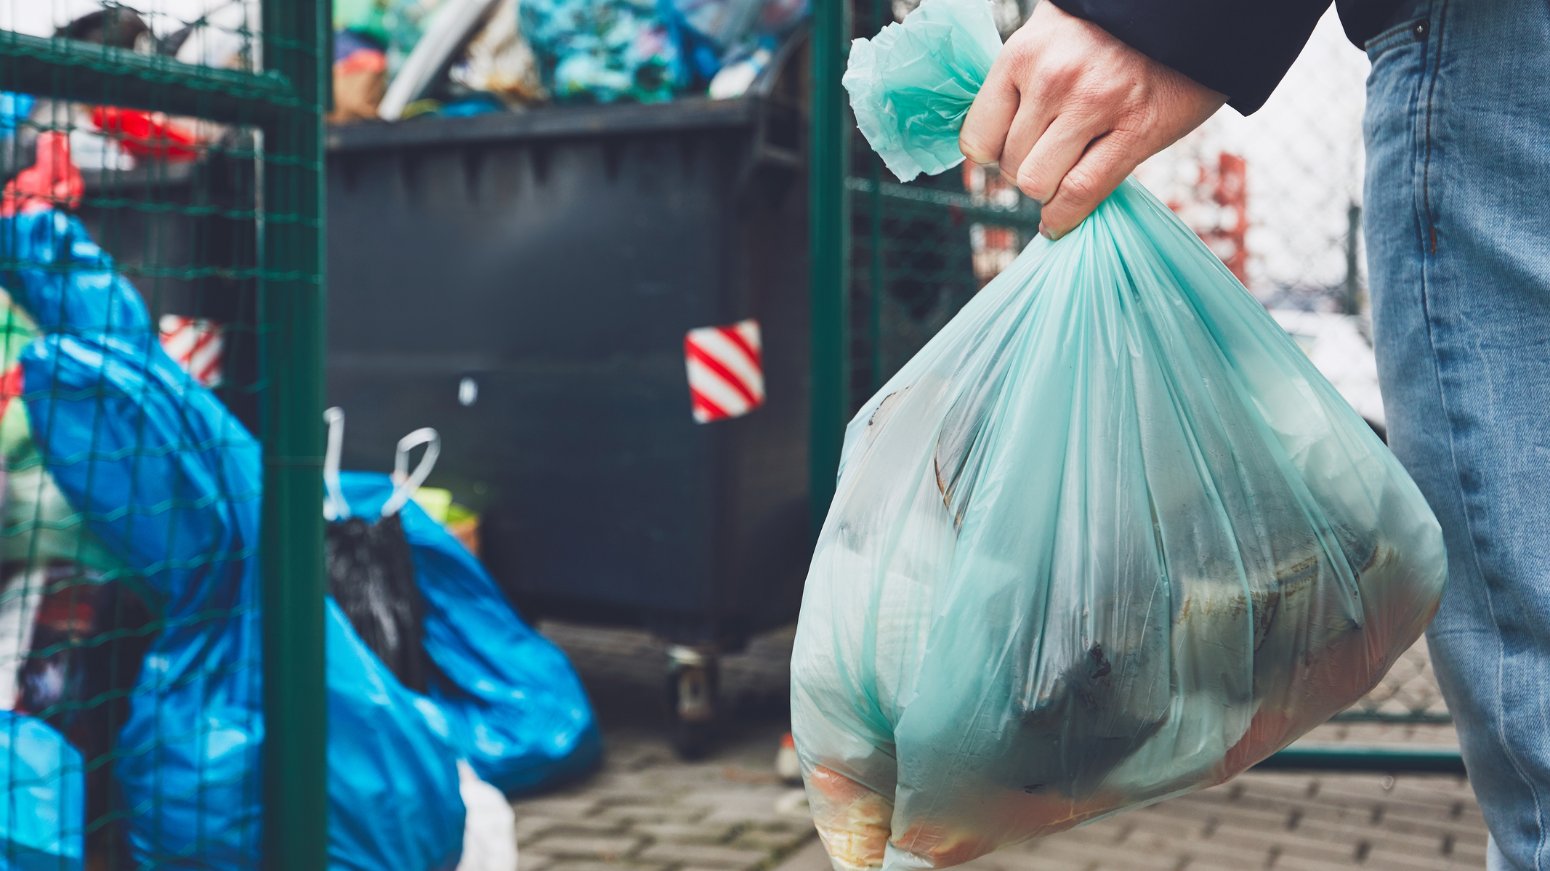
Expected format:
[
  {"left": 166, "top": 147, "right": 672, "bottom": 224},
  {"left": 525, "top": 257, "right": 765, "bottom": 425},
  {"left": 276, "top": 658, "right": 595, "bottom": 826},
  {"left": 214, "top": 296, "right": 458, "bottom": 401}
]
[
  {"left": 1061, "top": 167, "right": 1100, "bottom": 204},
  {"left": 1016, "top": 169, "right": 1051, "bottom": 203}
]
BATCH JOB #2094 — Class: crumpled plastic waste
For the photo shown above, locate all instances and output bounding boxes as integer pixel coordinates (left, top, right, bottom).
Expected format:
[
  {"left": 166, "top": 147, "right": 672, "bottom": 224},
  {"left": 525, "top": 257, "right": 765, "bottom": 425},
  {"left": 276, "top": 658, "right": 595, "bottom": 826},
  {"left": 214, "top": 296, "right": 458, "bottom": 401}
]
[
  {"left": 450, "top": 0, "right": 546, "bottom": 106},
  {"left": 789, "top": 1, "right": 1449, "bottom": 868},
  {"left": 661, "top": 0, "right": 805, "bottom": 85},
  {"left": 519, "top": 0, "right": 682, "bottom": 103}
]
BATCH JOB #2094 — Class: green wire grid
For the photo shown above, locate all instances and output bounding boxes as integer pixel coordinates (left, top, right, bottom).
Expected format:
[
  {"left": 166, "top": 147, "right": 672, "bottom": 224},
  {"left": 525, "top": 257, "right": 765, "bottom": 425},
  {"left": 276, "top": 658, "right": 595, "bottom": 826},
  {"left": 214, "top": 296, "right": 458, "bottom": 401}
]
[{"left": 0, "top": 0, "right": 327, "bottom": 867}]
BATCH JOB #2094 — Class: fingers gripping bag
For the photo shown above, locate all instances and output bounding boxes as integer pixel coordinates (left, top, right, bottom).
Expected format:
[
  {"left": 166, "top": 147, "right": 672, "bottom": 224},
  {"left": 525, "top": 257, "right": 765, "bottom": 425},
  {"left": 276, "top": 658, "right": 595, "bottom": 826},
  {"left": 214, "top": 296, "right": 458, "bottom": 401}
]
[{"left": 788, "top": 1, "right": 1448, "bottom": 868}]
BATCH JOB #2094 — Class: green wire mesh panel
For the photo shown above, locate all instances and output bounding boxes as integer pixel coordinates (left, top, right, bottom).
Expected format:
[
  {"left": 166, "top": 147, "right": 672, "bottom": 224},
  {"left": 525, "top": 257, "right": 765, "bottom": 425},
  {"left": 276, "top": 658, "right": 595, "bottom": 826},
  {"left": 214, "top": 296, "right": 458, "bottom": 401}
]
[
  {"left": 833, "top": 0, "right": 1459, "bottom": 775},
  {"left": 1, "top": 0, "right": 326, "bottom": 866}
]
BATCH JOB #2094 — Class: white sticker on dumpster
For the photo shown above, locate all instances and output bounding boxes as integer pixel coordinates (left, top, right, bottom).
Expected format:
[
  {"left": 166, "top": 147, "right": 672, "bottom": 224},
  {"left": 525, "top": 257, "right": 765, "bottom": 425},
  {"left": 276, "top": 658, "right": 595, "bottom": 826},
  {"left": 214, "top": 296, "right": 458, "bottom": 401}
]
[
  {"left": 685, "top": 319, "right": 765, "bottom": 423},
  {"left": 159, "top": 315, "right": 225, "bottom": 388}
]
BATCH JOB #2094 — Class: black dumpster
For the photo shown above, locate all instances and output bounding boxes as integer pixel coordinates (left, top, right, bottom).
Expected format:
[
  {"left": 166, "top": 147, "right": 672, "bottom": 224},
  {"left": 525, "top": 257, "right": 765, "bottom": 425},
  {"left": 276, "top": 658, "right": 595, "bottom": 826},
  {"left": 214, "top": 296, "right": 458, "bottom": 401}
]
[{"left": 324, "top": 41, "right": 810, "bottom": 753}]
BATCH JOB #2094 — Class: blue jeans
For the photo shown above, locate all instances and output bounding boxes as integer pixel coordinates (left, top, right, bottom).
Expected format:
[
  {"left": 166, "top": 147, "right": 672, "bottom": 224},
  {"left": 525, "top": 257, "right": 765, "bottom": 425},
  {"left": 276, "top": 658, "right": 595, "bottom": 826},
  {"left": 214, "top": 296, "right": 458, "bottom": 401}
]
[{"left": 1364, "top": 1, "right": 1550, "bottom": 867}]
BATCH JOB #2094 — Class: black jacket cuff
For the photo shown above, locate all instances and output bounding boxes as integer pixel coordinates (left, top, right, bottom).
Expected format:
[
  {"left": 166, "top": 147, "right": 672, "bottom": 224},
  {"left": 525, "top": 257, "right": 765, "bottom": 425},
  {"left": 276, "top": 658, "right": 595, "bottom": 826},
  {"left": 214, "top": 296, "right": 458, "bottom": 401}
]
[{"left": 1046, "top": 0, "right": 1332, "bottom": 114}]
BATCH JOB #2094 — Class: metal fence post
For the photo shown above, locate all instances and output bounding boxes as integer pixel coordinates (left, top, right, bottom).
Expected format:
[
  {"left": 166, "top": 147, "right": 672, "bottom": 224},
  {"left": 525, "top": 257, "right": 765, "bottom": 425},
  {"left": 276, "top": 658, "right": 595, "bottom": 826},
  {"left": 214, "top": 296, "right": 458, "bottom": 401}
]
[
  {"left": 260, "top": 1, "right": 329, "bottom": 867},
  {"left": 809, "top": 0, "right": 850, "bottom": 534}
]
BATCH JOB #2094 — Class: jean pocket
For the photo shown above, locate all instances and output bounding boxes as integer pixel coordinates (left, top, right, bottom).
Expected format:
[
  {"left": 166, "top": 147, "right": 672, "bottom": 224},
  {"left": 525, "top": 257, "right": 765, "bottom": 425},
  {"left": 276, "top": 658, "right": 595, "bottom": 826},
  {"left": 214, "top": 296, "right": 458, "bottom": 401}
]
[{"left": 1365, "top": 15, "right": 1430, "bottom": 62}]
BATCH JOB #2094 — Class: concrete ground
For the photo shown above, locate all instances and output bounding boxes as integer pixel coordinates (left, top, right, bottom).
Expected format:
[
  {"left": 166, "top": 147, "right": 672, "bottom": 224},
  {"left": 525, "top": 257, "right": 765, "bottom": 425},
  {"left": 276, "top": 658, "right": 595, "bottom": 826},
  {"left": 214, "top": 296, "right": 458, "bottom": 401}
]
[{"left": 515, "top": 623, "right": 1485, "bottom": 871}]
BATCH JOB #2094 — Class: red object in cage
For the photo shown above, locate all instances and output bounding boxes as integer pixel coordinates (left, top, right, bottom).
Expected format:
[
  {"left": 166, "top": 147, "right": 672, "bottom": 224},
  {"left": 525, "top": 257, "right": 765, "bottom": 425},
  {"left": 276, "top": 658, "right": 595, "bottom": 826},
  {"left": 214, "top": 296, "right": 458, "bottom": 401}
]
[
  {"left": 91, "top": 106, "right": 201, "bottom": 163},
  {"left": 0, "top": 133, "right": 83, "bottom": 217}
]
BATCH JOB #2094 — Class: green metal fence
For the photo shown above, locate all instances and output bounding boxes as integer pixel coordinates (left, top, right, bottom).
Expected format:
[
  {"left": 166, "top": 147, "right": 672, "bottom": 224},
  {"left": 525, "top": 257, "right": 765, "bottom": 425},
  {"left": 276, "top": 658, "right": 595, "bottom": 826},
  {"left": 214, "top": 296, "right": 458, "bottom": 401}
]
[
  {"left": 809, "top": 0, "right": 1464, "bottom": 777},
  {"left": 0, "top": 1, "right": 327, "bottom": 866}
]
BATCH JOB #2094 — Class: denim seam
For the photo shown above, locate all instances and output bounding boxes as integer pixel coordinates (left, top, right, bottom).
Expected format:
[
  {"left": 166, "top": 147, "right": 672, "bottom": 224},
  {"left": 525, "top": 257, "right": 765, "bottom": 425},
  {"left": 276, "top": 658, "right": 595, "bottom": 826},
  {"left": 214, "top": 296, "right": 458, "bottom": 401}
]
[
  {"left": 1365, "top": 18, "right": 1424, "bottom": 61},
  {"left": 1415, "top": 2, "right": 1550, "bottom": 865}
]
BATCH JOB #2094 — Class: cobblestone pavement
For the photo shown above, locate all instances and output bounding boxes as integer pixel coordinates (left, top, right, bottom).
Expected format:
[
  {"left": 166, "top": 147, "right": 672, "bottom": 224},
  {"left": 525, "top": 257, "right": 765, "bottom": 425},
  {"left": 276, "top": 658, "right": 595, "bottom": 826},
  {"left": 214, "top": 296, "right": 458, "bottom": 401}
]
[{"left": 520, "top": 623, "right": 1485, "bottom": 871}]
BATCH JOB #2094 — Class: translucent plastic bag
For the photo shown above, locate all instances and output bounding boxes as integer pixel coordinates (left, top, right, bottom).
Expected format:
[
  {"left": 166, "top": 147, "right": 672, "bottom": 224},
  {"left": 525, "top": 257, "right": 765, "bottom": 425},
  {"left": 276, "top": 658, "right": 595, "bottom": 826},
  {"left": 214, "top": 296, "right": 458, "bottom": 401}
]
[{"left": 789, "top": 2, "right": 1448, "bottom": 867}]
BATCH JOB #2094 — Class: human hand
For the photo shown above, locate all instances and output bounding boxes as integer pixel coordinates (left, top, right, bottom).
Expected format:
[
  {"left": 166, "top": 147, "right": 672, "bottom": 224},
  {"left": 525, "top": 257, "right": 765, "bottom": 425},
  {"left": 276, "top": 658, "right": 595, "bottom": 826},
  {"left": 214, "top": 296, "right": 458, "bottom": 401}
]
[{"left": 959, "top": 1, "right": 1226, "bottom": 238}]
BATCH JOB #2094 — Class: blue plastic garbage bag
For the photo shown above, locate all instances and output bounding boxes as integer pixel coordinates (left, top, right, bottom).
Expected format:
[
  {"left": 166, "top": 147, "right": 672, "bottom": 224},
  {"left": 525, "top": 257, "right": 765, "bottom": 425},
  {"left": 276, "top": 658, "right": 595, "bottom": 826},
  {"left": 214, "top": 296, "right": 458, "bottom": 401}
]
[
  {"left": 0, "top": 211, "right": 154, "bottom": 339},
  {"left": 337, "top": 473, "right": 602, "bottom": 794},
  {"left": 658, "top": 0, "right": 805, "bottom": 83},
  {"left": 1, "top": 93, "right": 35, "bottom": 141},
  {"left": 0, "top": 712, "right": 84, "bottom": 871},
  {"left": 21, "top": 332, "right": 465, "bottom": 870}
]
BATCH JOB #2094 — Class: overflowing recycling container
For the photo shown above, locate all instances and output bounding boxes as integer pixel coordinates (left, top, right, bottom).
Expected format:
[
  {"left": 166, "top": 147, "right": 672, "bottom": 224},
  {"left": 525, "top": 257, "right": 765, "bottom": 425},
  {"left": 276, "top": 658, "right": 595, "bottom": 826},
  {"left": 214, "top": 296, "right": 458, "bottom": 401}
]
[{"left": 324, "top": 34, "right": 810, "bottom": 753}]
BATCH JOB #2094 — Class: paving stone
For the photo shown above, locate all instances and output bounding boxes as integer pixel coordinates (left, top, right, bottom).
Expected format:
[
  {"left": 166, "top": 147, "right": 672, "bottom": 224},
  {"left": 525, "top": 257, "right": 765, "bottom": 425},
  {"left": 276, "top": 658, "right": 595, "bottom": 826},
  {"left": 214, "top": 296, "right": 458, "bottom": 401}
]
[
  {"left": 525, "top": 834, "right": 645, "bottom": 861},
  {"left": 633, "top": 821, "right": 737, "bottom": 844},
  {"left": 517, "top": 816, "right": 629, "bottom": 842},
  {"left": 596, "top": 804, "right": 711, "bottom": 826},
  {"left": 637, "top": 842, "right": 770, "bottom": 868},
  {"left": 542, "top": 855, "right": 669, "bottom": 861},
  {"left": 729, "top": 825, "right": 812, "bottom": 852},
  {"left": 520, "top": 798, "right": 608, "bottom": 819}
]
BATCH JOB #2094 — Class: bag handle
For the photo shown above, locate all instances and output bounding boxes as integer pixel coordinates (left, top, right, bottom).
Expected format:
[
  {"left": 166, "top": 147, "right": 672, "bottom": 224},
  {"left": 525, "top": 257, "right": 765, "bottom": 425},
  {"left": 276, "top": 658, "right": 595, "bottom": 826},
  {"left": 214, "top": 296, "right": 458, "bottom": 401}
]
[
  {"left": 383, "top": 427, "right": 440, "bottom": 518},
  {"left": 323, "top": 407, "right": 349, "bottom": 521}
]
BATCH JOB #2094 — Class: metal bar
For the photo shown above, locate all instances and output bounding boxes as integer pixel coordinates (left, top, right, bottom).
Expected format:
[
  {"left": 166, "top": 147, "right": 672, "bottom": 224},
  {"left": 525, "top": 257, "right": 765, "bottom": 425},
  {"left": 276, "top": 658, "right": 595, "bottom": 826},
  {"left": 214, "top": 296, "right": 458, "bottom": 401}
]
[
  {"left": 865, "top": 0, "right": 885, "bottom": 395},
  {"left": 1343, "top": 201, "right": 1363, "bottom": 315},
  {"left": 1258, "top": 745, "right": 1467, "bottom": 775},
  {"left": 1331, "top": 710, "right": 1452, "bottom": 725},
  {"left": 0, "top": 31, "right": 297, "bottom": 126},
  {"left": 846, "top": 177, "right": 1042, "bottom": 228},
  {"left": 258, "top": 0, "right": 328, "bottom": 867},
  {"left": 808, "top": 0, "right": 850, "bottom": 536}
]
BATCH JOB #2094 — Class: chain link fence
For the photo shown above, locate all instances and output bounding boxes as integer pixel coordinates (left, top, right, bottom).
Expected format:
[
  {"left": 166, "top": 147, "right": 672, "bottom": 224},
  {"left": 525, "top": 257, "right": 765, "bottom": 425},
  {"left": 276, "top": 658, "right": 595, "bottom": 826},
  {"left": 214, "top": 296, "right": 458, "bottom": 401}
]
[{"left": 2, "top": 0, "right": 327, "bottom": 865}]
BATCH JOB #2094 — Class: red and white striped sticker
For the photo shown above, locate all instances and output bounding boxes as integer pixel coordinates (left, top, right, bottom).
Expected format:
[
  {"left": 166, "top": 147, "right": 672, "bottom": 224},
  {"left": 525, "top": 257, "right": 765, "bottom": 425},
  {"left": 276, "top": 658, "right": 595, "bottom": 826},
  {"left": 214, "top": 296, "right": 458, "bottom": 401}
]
[
  {"left": 685, "top": 319, "right": 765, "bottom": 423},
  {"left": 159, "top": 315, "right": 225, "bottom": 388}
]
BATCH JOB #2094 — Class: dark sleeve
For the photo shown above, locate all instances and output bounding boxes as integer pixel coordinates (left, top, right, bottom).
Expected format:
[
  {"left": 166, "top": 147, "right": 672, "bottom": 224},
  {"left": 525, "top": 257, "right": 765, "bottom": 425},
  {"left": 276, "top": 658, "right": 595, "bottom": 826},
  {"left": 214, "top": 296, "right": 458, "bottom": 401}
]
[{"left": 1046, "top": 0, "right": 1332, "bottom": 114}]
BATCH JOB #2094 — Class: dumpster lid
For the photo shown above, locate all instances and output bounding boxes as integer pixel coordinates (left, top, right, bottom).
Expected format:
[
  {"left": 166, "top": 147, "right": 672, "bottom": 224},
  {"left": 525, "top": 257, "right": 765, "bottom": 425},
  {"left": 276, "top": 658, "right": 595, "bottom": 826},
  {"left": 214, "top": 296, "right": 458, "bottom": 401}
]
[{"left": 327, "top": 95, "right": 775, "bottom": 153}]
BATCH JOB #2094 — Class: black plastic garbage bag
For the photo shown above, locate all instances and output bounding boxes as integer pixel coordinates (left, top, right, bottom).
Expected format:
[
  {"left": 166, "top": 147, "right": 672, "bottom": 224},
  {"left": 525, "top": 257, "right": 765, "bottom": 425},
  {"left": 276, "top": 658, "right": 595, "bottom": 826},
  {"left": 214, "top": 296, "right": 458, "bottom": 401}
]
[{"left": 326, "top": 511, "right": 433, "bottom": 693}]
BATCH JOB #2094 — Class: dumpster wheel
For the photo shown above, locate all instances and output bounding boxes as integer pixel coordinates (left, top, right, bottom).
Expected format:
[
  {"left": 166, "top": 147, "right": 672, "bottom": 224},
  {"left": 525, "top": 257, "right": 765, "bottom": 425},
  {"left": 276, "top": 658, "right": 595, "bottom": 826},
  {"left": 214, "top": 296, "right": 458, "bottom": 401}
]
[{"left": 667, "top": 646, "right": 721, "bottom": 760}]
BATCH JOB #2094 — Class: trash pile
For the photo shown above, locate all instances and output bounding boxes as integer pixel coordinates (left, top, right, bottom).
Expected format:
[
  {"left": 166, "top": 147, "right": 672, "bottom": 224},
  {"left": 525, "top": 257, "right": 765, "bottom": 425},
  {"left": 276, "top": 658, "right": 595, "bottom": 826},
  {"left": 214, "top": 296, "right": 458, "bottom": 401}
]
[
  {"left": 0, "top": 5, "right": 236, "bottom": 175},
  {"left": 0, "top": 0, "right": 809, "bottom": 176},
  {"left": 789, "top": 1, "right": 1449, "bottom": 868},
  {"left": 0, "top": 135, "right": 599, "bottom": 869},
  {"left": 338, "top": 0, "right": 809, "bottom": 118}
]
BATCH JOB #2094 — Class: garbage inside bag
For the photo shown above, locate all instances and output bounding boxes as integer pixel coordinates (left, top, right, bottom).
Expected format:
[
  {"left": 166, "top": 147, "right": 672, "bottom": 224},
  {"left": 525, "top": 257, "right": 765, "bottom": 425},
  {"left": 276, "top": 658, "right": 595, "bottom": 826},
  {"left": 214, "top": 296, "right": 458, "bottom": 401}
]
[
  {"left": 789, "top": 1, "right": 1449, "bottom": 868},
  {"left": 22, "top": 331, "right": 467, "bottom": 870},
  {"left": 327, "top": 511, "right": 434, "bottom": 690},
  {"left": 325, "top": 417, "right": 437, "bottom": 693},
  {"left": 336, "top": 470, "right": 603, "bottom": 793},
  {"left": 0, "top": 711, "right": 84, "bottom": 871}
]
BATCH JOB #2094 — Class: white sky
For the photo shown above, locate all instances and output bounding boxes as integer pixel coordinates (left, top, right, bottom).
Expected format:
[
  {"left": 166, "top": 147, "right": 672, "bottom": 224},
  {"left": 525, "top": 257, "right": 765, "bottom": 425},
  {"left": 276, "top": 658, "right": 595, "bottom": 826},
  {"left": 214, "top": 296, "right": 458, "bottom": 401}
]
[
  {"left": 1137, "top": 7, "right": 1371, "bottom": 304},
  {"left": 1, "top": 0, "right": 229, "bottom": 37}
]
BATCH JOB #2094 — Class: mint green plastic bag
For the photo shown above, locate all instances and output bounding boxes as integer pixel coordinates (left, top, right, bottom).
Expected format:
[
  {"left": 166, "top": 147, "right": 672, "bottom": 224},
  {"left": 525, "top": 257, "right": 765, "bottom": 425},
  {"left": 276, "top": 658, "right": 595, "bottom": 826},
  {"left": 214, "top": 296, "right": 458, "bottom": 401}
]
[{"left": 790, "top": 2, "right": 1448, "bottom": 868}]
